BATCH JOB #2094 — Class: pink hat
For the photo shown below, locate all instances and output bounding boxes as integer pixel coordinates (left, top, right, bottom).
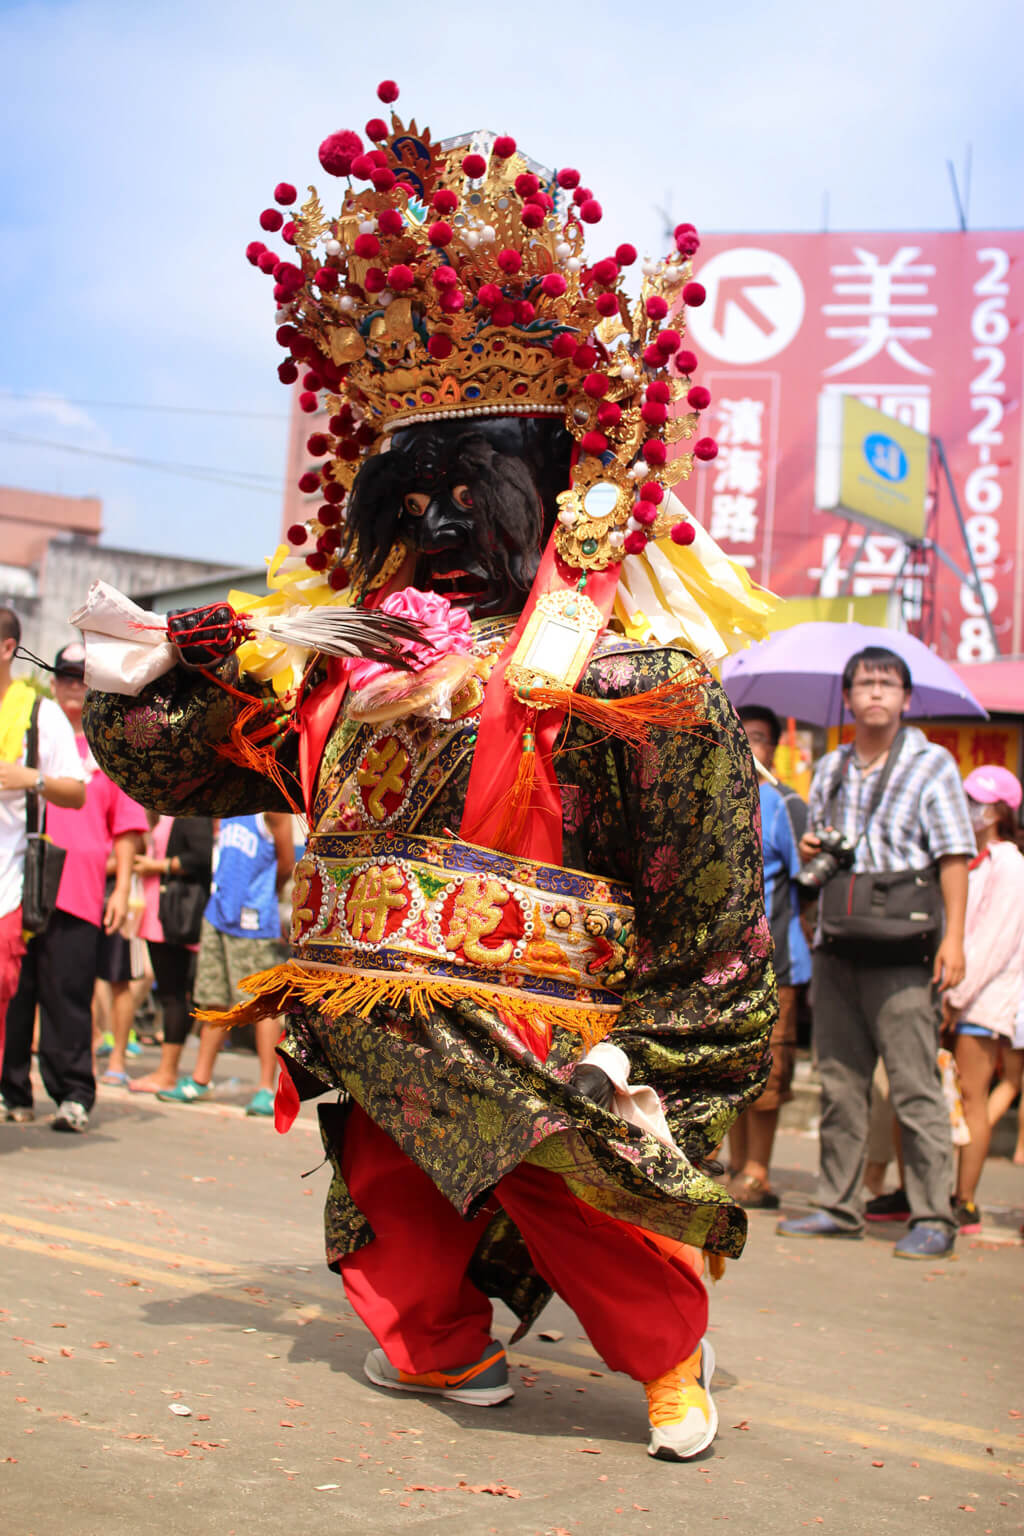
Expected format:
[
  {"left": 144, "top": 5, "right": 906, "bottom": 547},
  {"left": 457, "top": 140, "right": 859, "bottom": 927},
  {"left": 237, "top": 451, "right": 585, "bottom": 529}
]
[{"left": 963, "top": 764, "right": 1023, "bottom": 810}]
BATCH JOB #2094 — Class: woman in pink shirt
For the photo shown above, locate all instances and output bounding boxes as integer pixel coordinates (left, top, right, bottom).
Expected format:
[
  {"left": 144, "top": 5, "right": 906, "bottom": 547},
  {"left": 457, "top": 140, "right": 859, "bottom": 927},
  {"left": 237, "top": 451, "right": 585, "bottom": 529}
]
[{"left": 943, "top": 765, "right": 1024, "bottom": 1233}]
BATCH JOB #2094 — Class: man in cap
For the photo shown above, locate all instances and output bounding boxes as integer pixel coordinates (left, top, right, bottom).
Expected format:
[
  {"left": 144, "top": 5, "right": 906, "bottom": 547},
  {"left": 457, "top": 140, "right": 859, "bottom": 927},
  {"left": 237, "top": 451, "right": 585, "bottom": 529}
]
[
  {"left": 0, "top": 642, "right": 146, "bottom": 1132},
  {"left": 0, "top": 612, "right": 85, "bottom": 1103}
]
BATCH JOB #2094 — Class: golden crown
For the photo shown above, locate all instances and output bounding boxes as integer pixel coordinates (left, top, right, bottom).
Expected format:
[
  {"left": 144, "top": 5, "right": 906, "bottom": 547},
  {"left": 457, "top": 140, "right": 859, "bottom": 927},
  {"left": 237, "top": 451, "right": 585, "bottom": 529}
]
[{"left": 250, "top": 82, "right": 717, "bottom": 584}]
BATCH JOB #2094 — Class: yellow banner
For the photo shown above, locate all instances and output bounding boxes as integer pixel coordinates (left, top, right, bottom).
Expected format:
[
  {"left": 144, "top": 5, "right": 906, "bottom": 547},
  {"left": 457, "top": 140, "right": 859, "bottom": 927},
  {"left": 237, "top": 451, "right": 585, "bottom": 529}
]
[{"left": 825, "top": 720, "right": 1021, "bottom": 779}]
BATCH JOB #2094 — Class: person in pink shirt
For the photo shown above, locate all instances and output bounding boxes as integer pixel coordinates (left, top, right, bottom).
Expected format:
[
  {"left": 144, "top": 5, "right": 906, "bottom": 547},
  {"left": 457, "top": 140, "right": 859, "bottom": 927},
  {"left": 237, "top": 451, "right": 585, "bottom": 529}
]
[
  {"left": 0, "top": 643, "right": 148, "bottom": 1132},
  {"left": 943, "top": 764, "right": 1024, "bottom": 1233}
]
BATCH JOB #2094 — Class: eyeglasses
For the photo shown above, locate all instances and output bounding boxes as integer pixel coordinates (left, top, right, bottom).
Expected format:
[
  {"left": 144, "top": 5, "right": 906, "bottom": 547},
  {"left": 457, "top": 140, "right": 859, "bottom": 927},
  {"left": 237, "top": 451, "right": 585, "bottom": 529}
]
[{"left": 848, "top": 679, "right": 905, "bottom": 693}]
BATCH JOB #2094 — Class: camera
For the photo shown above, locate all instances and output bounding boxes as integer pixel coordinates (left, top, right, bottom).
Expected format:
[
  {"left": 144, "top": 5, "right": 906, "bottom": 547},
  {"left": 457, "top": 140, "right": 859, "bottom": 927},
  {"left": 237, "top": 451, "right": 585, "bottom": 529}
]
[{"left": 795, "top": 826, "right": 857, "bottom": 892}]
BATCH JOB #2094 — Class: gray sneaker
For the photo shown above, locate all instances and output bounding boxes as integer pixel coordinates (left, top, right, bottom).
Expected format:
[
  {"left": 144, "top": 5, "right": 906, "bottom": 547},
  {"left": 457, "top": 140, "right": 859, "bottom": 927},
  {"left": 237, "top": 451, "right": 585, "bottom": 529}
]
[
  {"left": 52, "top": 1101, "right": 89, "bottom": 1133},
  {"left": 363, "top": 1341, "right": 514, "bottom": 1406}
]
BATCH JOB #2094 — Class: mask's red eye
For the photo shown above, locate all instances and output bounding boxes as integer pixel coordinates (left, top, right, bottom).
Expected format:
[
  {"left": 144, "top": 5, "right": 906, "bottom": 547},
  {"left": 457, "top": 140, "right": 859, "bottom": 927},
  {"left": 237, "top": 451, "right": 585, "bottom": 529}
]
[
  {"left": 403, "top": 492, "right": 429, "bottom": 518},
  {"left": 451, "top": 484, "right": 473, "bottom": 510}
]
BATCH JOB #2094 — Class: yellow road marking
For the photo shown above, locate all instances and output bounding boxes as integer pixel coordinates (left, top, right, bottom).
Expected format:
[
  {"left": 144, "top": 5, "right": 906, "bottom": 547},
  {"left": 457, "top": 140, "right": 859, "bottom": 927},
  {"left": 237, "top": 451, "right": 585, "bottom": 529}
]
[
  {"left": 0, "top": 1232, "right": 207, "bottom": 1292},
  {"left": 740, "top": 1379, "right": 1024, "bottom": 1455},
  {"left": 765, "top": 1413, "right": 1023, "bottom": 1481},
  {"left": 0, "top": 1210, "right": 231, "bottom": 1270}
]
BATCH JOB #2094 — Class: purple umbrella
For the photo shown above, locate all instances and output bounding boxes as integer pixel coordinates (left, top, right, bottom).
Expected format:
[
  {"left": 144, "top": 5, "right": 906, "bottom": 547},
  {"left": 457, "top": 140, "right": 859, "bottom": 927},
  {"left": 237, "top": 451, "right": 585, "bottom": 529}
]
[{"left": 720, "top": 623, "right": 987, "bottom": 725}]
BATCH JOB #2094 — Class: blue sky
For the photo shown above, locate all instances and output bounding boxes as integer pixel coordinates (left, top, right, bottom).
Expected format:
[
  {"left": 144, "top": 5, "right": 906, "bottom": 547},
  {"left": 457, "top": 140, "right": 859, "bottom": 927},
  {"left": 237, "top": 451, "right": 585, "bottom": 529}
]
[{"left": 1, "top": 0, "right": 1021, "bottom": 568}]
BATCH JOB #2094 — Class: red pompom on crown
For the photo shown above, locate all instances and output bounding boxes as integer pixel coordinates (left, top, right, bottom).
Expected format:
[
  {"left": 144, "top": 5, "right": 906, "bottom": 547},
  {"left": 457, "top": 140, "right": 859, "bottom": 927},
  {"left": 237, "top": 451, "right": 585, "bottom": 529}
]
[
  {"left": 682, "top": 282, "right": 706, "bottom": 307},
  {"left": 377, "top": 80, "right": 399, "bottom": 103},
  {"left": 493, "top": 135, "right": 516, "bottom": 158},
  {"left": 318, "top": 130, "right": 363, "bottom": 177},
  {"left": 432, "top": 188, "right": 458, "bottom": 214},
  {"left": 365, "top": 117, "right": 388, "bottom": 140},
  {"left": 687, "top": 385, "right": 711, "bottom": 410},
  {"left": 694, "top": 437, "right": 719, "bottom": 461},
  {"left": 462, "top": 153, "right": 487, "bottom": 179},
  {"left": 671, "top": 520, "right": 696, "bottom": 546},
  {"left": 579, "top": 199, "right": 602, "bottom": 224},
  {"left": 581, "top": 430, "right": 608, "bottom": 457},
  {"left": 615, "top": 243, "right": 637, "bottom": 265},
  {"left": 427, "top": 334, "right": 454, "bottom": 359},
  {"left": 557, "top": 168, "right": 580, "bottom": 189},
  {"left": 274, "top": 182, "right": 297, "bottom": 205},
  {"left": 428, "top": 221, "right": 453, "bottom": 247},
  {"left": 259, "top": 208, "right": 284, "bottom": 232}
]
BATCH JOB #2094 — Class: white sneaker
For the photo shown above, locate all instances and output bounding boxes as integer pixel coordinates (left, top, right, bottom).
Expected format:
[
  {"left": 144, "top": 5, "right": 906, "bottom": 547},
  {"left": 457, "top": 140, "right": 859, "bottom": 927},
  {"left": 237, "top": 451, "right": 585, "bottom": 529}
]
[
  {"left": 52, "top": 1101, "right": 89, "bottom": 1133},
  {"left": 645, "top": 1338, "right": 718, "bottom": 1460}
]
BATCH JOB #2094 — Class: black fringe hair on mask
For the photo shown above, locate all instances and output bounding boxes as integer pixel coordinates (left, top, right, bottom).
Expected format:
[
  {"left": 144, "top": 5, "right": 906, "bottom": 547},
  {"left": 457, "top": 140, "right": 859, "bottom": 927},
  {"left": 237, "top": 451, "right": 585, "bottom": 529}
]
[{"left": 340, "top": 416, "right": 573, "bottom": 592}]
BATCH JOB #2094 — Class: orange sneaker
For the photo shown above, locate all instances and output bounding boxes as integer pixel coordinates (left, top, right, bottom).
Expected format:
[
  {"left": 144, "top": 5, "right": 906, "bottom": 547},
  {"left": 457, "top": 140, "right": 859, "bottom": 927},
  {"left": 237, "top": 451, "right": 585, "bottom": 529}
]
[
  {"left": 363, "top": 1341, "right": 513, "bottom": 1407},
  {"left": 644, "top": 1338, "right": 717, "bottom": 1460}
]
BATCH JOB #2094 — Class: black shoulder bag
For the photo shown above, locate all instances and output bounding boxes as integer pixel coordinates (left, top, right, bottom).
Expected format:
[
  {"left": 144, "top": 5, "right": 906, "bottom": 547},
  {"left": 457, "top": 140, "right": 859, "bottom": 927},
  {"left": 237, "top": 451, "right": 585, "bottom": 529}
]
[
  {"left": 22, "top": 699, "right": 68, "bottom": 936},
  {"left": 818, "top": 731, "right": 943, "bottom": 965}
]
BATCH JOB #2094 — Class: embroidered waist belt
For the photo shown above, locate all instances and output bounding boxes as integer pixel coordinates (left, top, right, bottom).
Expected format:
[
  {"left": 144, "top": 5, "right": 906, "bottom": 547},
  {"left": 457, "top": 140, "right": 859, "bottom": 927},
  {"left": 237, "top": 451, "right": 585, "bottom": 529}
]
[{"left": 198, "top": 831, "right": 636, "bottom": 1053}]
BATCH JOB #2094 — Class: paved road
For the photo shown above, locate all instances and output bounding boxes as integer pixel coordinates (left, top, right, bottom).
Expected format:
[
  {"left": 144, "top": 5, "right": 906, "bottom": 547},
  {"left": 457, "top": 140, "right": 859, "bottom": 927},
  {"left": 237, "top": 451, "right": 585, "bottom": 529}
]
[{"left": 2, "top": 1051, "right": 1023, "bottom": 1535}]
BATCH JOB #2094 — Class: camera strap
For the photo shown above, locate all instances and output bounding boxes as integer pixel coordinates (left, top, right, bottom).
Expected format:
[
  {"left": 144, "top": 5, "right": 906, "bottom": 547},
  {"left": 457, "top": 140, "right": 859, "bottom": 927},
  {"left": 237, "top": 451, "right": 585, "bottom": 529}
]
[{"left": 824, "top": 727, "right": 906, "bottom": 862}]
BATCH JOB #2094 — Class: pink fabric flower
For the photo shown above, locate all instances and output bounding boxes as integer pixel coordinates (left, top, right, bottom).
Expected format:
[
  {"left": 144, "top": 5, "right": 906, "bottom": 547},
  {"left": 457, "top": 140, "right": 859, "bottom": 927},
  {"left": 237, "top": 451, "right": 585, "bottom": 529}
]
[{"left": 346, "top": 586, "right": 473, "bottom": 692}]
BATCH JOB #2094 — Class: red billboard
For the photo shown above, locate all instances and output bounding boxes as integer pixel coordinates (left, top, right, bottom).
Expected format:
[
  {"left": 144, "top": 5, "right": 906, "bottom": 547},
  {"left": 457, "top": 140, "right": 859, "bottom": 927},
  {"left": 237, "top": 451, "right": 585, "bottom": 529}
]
[{"left": 685, "top": 234, "right": 1024, "bottom": 660}]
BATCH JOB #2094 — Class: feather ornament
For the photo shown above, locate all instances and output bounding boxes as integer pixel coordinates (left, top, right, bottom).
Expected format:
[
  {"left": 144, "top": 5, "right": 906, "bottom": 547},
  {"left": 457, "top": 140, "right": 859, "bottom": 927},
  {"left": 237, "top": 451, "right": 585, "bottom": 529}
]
[{"left": 244, "top": 605, "right": 427, "bottom": 668}]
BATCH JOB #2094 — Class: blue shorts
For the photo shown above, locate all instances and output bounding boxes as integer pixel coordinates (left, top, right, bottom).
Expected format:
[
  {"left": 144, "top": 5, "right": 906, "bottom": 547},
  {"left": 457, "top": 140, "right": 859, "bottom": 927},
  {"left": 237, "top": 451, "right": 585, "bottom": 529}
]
[{"left": 955, "top": 1021, "right": 999, "bottom": 1040}]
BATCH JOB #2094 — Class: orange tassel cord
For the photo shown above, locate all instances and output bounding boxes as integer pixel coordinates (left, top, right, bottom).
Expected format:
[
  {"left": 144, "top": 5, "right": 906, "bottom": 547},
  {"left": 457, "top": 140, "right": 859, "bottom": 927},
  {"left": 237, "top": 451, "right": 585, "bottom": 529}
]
[
  {"left": 529, "top": 673, "right": 709, "bottom": 753},
  {"left": 195, "top": 667, "right": 305, "bottom": 816}
]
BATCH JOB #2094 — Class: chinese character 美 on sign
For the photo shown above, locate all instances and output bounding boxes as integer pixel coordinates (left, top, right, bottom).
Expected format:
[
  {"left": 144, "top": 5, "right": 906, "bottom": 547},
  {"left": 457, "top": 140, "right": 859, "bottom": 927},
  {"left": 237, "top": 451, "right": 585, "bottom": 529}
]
[{"left": 823, "top": 247, "right": 937, "bottom": 377}]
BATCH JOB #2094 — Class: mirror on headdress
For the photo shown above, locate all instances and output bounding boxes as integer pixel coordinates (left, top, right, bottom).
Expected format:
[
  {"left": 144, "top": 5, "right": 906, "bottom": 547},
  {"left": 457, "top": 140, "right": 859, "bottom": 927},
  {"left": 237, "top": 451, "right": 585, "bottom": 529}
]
[{"left": 583, "top": 482, "right": 620, "bottom": 521}]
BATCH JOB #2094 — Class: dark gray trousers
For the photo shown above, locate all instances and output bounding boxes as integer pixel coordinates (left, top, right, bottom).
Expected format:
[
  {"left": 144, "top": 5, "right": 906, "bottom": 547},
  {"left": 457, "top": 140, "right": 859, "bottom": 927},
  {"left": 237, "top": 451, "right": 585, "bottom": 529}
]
[{"left": 811, "top": 950, "right": 954, "bottom": 1233}]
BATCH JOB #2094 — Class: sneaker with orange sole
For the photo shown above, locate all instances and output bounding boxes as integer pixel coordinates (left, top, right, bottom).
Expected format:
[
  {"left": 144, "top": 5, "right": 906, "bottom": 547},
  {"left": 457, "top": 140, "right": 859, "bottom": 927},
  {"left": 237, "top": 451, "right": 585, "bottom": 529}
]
[
  {"left": 363, "top": 1340, "right": 514, "bottom": 1407},
  {"left": 645, "top": 1338, "right": 717, "bottom": 1460}
]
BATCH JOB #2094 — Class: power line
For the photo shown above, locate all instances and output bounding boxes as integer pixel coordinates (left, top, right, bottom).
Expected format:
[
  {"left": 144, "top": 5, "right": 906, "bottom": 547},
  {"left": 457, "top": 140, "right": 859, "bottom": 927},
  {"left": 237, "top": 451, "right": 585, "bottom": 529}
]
[
  {"left": 0, "top": 429, "right": 282, "bottom": 495},
  {"left": 0, "top": 389, "right": 289, "bottom": 422}
]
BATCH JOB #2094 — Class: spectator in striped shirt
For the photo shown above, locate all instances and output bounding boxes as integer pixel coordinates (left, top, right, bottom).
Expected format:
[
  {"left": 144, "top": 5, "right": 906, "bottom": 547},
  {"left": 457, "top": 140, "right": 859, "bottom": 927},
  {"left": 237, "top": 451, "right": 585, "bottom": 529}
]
[{"left": 777, "top": 646, "right": 974, "bottom": 1261}]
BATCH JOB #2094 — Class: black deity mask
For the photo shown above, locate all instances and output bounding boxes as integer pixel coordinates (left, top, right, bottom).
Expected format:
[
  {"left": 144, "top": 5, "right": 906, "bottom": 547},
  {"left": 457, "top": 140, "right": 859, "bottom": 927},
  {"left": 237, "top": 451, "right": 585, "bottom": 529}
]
[{"left": 341, "top": 416, "right": 573, "bottom": 618}]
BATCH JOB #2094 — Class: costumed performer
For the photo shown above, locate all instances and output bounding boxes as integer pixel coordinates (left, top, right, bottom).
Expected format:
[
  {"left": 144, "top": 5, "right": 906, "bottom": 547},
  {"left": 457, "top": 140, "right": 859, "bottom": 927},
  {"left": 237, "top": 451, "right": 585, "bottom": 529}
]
[{"left": 80, "top": 83, "right": 777, "bottom": 1462}]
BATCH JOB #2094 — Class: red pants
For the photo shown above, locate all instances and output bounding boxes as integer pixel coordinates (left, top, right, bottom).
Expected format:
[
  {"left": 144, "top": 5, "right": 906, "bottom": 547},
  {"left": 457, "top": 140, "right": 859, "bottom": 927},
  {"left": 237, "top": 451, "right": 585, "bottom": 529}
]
[
  {"left": 0, "top": 908, "right": 26, "bottom": 1068},
  {"left": 339, "top": 1104, "right": 707, "bottom": 1382}
]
